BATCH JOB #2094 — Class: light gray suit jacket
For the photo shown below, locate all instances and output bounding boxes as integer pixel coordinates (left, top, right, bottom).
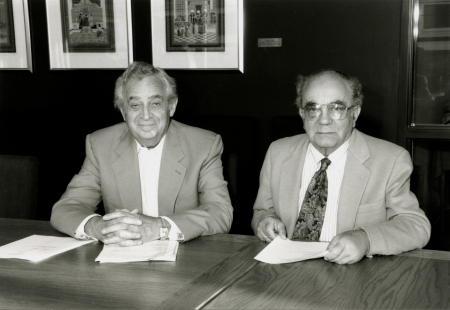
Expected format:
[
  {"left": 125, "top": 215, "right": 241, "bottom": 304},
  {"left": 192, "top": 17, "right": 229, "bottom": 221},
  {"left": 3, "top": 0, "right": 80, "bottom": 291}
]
[
  {"left": 51, "top": 120, "right": 233, "bottom": 241},
  {"left": 252, "top": 129, "right": 431, "bottom": 256}
]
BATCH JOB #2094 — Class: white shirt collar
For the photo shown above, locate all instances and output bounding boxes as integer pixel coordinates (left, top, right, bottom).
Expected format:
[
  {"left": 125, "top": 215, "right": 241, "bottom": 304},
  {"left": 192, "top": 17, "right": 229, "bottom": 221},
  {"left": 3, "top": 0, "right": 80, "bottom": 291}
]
[
  {"left": 136, "top": 134, "right": 167, "bottom": 155},
  {"left": 309, "top": 137, "right": 350, "bottom": 169}
]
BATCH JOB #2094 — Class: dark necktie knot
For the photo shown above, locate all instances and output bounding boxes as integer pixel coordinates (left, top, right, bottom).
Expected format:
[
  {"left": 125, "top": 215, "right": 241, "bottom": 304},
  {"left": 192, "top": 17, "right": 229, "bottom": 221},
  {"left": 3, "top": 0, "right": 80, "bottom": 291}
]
[{"left": 320, "top": 158, "right": 331, "bottom": 171}]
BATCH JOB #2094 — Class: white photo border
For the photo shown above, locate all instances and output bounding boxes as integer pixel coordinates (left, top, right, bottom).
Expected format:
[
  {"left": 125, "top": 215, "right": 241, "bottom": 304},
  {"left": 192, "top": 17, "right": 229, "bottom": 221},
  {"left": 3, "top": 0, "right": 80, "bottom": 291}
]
[
  {"left": 151, "top": 0, "right": 243, "bottom": 72},
  {"left": 46, "top": 0, "right": 133, "bottom": 70},
  {"left": 0, "top": 0, "right": 32, "bottom": 71}
]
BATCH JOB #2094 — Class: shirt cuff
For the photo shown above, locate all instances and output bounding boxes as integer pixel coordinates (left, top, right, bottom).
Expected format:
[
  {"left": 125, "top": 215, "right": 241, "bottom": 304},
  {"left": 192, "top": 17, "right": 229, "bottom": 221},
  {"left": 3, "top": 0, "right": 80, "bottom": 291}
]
[
  {"left": 161, "top": 216, "right": 184, "bottom": 241},
  {"left": 74, "top": 214, "right": 101, "bottom": 241}
]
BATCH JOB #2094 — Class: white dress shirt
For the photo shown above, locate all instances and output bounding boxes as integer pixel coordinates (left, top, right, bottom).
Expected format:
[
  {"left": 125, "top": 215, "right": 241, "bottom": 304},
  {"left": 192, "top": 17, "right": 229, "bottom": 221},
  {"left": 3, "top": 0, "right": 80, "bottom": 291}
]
[
  {"left": 298, "top": 139, "right": 349, "bottom": 242},
  {"left": 75, "top": 135, "right": 183, "bottom": 241},
  {"left": 137, "top": 137, "right": 164, "bottom": 217}
]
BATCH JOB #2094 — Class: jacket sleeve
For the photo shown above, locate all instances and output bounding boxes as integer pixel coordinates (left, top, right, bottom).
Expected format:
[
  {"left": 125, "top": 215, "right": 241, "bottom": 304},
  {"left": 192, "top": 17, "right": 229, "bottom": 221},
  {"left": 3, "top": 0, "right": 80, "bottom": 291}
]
[
  {"left": 50, "top": 134, "right": 102, "bottom": 237},
  {"left": 361, "top": 149, "right": 431, "bottom": 256},
  {"left": 251, "top": 143, "right": 281, "bottom": 235},
  {"left": 165, "top": 134, "right": 233, "bottom": 241}
]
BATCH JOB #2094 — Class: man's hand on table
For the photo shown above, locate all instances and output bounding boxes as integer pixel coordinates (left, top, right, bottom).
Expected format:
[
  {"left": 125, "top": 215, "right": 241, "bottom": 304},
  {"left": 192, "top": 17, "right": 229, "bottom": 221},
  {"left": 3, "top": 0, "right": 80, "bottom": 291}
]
[
  {"left": 324, "top": 229, "right": 370, "bottom": 264},
  {"left": 256, "top": 216, "right": 287, "bottom": 242},
  {"left": 86, "top": 209, "right": 170, "bottom": 246}
]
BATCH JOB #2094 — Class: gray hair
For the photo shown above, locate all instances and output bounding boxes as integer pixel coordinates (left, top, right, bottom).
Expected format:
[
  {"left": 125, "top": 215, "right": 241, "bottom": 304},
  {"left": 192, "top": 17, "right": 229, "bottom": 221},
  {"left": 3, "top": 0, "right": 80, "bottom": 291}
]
[
  {"left": 114, "top": 61, "right": 178, "bottom": 111},
  {"left": 294, "top": 69, "right": 363, "bottom": 109}
]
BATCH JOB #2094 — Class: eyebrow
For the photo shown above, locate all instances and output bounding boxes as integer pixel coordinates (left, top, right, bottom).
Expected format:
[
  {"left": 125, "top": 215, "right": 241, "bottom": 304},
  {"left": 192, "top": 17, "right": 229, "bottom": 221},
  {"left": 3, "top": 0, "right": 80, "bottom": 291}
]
[
  {"left": 128, "top": 94, "right": 163, "bottom": 101},
  {"left": 305, "top": 100, "right": 346, "bottom": 106}
]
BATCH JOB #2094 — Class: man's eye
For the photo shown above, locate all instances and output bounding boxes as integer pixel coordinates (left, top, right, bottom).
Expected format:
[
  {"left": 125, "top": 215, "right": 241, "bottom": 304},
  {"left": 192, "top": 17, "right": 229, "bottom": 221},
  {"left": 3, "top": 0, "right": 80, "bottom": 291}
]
[
  {"left": 151, "top": 101, "right": 162, "bottom": 106},
  {"left": 306, "top": 105, "right": 318, "bottom": 111},
  {"left": 332, "top": 104, "right": 346, "bottom": 111},
  {"left": 131, "top": 103, "right": 140, "bottom": 108}
]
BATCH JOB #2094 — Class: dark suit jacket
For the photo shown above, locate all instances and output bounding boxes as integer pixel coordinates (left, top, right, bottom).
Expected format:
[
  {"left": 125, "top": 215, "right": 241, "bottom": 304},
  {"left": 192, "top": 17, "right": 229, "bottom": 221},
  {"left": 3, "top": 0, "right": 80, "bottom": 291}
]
[
  {"left": 252, "top": 129, "right": 431, "bottom": 256},
  {"left": 51, "top": 120, "right": 233, "bottom": 241}
]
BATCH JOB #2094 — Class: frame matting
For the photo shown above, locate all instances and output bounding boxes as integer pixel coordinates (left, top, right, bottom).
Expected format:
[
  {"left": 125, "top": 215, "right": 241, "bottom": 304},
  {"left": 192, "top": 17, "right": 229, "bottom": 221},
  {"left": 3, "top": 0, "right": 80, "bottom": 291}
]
[
  {"left": 0, "top": 0, "right": 32, "bottom": 71},
  {"left": 0, "top": 0, "right": 16, "bottom": 53},
  {"left": 151, "top": 0, "right": 243, "bottom": 71},
  {"left": 46, "top": 0, "right": 133, "bottom": 69}
]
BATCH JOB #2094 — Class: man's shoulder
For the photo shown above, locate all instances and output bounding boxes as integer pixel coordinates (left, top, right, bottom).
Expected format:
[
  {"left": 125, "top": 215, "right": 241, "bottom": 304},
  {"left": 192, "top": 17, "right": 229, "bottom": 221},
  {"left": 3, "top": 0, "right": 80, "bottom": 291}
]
[
  {"left": 169, "top": 120, "right": 223, "bottom": 159},
  {"left": 266, "top": 134, "right": 309, "bottom": 159},
  {"left": 171, "top": 119, "right": 219, "bottom": 143},
  {"left": 357, "top": 130, "right": 406, "bottom": 155},
  {"left": 91, "top": 122, "right": 127, "bottom": 136},
  {"left": 89, "top": 122, "right": 129, "bottom": 145},
  {"left": 353, "top": 130, "right": 411, "bottom": 166},
  {"left": 271, "top": 134, "right": 308, "bottom": 150}
]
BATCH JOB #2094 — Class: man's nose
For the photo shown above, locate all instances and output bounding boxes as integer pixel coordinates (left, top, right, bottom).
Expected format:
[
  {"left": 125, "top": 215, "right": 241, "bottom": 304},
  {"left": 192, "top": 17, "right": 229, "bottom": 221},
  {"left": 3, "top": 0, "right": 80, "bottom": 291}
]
[
  {"left": 142, "top": 105, "right": 152, "bottom": 120},
  {"left": 318, "top": 106, "right": 332, "bottom": 124}
]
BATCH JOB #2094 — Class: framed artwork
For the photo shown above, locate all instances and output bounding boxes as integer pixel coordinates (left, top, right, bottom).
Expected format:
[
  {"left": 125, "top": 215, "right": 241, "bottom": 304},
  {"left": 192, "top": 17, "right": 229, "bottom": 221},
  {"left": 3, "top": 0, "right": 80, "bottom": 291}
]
[
  {"left": 165, "top": 0, "right": 224, "bottom": 52},
  {"left": 0, "top": 0, "right": 15, "bottom": 52},
  {"left": 151, "top": 0, "right": 244, "bottom": 71},
  {"left": 0, "top": 0, "right": 32, "bottom": 71},
  {"left": 46, "top": 0, "right": 133, "bottom": 70},
  {"left": 59, "top": 0, "right": 115, "bottom": 53}
]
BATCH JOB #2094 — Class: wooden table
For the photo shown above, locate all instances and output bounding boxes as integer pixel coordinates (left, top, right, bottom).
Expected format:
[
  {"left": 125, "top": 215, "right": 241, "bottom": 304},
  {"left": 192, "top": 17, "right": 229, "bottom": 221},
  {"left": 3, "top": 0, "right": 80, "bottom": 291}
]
[
  {"left": 204, "top": 251, "right": 450, "bottom": 309},
  {"left": 0, "top": 218, "right": 263, "bottom": 309},
  {"left": 1, "top": 219, "right": 449, "bottom": 309}
]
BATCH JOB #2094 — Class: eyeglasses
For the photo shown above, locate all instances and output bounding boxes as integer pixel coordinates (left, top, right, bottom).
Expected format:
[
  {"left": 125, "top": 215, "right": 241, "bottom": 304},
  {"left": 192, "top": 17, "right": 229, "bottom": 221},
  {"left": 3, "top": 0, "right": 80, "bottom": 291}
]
[{"left": 301, "top": 103, "right": 358, "bottom": 120}]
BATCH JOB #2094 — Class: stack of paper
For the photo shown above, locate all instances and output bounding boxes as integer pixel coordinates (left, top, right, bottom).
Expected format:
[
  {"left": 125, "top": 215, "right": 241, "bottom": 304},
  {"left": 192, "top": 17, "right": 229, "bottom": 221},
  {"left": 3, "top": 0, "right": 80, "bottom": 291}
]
[
  {"left": 255, "top": 236, "right": 329, "bottom": 264},
  {"left": 95, "top": 240, "right": 179, "bottom": 263},
  {"left": 0, "top": 235, "right": 94, "bottom": 262}
]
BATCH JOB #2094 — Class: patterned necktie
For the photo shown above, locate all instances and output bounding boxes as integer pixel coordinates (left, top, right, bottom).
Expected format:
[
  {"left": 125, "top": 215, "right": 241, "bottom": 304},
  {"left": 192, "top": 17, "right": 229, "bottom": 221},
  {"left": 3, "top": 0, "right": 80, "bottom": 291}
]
[{"left": 292, "top": 157, "right": 331, "bottom": 241}]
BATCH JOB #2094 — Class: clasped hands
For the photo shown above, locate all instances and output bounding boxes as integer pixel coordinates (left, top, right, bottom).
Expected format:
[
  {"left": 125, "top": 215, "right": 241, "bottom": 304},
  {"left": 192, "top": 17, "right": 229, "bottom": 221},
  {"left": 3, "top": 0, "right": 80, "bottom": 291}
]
[
  {"left": 257, "top": 216, "right": 370, "bottom": 264},
  {"left": 86, "top": 209, "right": 168, "bottom": 247}
]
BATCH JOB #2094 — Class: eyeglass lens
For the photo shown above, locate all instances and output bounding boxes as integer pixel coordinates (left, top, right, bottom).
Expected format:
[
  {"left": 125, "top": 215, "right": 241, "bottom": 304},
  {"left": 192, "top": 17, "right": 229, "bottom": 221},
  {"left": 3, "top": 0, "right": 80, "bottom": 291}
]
[{"left": 304, "top": 103, "right": 351, "bottom": 120}]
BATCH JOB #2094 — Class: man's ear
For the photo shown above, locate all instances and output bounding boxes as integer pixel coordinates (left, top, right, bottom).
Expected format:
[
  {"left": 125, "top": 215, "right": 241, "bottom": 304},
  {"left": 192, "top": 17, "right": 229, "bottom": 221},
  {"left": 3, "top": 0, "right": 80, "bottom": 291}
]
[
  {"left": 119, "top": 107, "right": 126, "bottom": 122},
  {"left": 169, "top": 98, "right": 178, "bottom": 117},
  {"left": 299, "top": 108, "right": 305, "bottom": 120},
  {"left": 352, "top": 105, "right": 361, "bottom": 126}
]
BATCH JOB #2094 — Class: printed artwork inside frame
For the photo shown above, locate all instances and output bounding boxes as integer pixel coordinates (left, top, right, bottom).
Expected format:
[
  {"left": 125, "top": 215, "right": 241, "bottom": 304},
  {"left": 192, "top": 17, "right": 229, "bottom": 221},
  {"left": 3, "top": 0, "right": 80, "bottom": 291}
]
[
  {"left": 60, "top": 0, "right": 115, "bottom": 53},
  {"left": 0, "top": 0, "right": 16, "bottom": 53},
  {"left": 166, "top": 0, "right": 224, "bottom": 52}
]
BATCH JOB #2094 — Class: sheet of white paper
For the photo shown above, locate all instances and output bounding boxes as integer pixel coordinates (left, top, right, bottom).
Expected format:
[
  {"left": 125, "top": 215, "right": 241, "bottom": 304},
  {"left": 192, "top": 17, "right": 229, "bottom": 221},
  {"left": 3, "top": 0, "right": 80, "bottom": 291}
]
[
  {"left": 95, "top": 240, "right": 179, "bottom": 263},
  {"left": 255, "top": 236, "right": 329, "bottom": 264},
  {"left": 0, "top": 235, "right": 94, "bottom": 262}
]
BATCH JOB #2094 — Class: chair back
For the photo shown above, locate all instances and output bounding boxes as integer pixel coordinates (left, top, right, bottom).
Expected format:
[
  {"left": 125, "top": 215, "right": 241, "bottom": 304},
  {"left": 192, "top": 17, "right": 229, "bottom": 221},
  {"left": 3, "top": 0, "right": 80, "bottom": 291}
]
[{"left": 0, "top": 155, "right": 39, "bottom": 219}]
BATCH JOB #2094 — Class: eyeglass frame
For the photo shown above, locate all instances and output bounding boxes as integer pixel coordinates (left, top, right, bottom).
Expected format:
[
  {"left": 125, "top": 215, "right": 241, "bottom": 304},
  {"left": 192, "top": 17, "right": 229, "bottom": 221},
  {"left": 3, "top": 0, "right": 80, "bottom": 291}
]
[{"left": 300, "top": 102, "right": 359, "bottom": 120}]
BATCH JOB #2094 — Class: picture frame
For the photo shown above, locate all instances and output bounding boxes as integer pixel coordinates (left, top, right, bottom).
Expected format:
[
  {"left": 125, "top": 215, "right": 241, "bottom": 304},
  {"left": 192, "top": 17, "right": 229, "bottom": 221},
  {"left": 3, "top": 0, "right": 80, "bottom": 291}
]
[
  {"left": 165, "top": 0, "right": 224, "bottom": 52},
  {"left": 0, "top": 0, "right": 16, "bottom": 53},
  {"left": 151, "top": 0, "right": 244, "bottom": 72},
  {"left": 46, "top": 0, "right": 133, "bottom": 70},
  {"left": 0, "top": 0, "right": 32, "bottom": 71},
  {"left": 59, "top": 0, "right": 115, "bottom": 53}
]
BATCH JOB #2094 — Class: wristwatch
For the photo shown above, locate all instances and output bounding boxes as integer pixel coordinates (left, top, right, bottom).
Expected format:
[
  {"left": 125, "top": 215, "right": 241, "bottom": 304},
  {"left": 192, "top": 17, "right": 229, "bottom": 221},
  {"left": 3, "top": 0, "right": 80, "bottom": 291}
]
[{"left": 159, "top": 217, "right": 169, "bottom": 241}]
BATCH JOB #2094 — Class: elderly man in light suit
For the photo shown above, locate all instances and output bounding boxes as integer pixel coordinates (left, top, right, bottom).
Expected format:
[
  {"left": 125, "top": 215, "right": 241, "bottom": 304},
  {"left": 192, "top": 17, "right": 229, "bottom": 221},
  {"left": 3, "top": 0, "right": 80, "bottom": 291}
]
[
  {"left": 252, "top": 70, "right": 430, "bottom": 264},
  {"left": 51, "top": 61, "right": 233, "bottom": 245}
]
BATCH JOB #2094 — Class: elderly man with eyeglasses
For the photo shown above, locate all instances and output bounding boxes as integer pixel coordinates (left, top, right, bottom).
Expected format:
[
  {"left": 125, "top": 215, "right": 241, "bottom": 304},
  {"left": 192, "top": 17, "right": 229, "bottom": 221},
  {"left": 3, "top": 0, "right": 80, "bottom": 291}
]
[{"left": 252, "top": 70, "right": 430, "bottom": 264}]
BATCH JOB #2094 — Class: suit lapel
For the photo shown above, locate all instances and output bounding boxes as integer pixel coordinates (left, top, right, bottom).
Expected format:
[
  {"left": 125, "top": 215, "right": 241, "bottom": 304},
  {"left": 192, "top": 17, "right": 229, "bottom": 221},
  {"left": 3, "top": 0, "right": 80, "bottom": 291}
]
[
  {"left": 112, "top": 129, "right": 142, "bottom": 213},
  {"left": 280, "top": 137, "right": 309, "bottom": 238},
  {"left": 337, "top": 130, "right": 370, "bottom": 233},
  {"left": 158, "top": 121, "right": 186, "bottom": 216}
]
